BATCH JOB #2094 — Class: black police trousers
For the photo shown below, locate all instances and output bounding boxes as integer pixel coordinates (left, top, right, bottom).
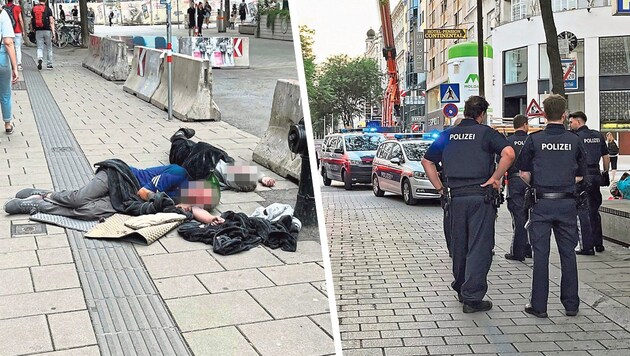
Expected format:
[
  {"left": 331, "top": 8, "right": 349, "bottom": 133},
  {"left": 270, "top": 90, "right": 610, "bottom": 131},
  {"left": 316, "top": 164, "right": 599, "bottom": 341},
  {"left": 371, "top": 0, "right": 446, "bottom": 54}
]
[
  {"left": 449, "top": 195, "right": 495, "bottom": 303},
  {"left": 443, "top": 207, "right": 452, "bottom": 255},
  {"left": 528, "top": 199, "right": 580, "bottom": 313},
  {"left": 507, "top": 178, "right": 530, "bottom": 259},
  {"left": 577, "top": 174, "right": 603, "bottom": 251}
]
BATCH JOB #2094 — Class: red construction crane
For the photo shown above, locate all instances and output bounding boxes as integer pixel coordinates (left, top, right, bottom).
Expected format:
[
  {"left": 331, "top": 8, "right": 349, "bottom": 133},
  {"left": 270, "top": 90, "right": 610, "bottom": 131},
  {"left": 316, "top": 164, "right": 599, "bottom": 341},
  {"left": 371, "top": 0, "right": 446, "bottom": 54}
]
[{"left": 377, "top": 0, "right": 401, "bottom": 128}]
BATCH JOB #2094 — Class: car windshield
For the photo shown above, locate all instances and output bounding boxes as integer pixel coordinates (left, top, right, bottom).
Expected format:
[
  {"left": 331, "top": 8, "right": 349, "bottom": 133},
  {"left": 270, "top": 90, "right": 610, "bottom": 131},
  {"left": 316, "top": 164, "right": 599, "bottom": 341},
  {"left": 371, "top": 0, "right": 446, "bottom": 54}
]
[
  {"left": 403, "top": 142, "right": 431, "bottom": 161},
  {"left": 344, "top": 135, "right": 385, "bottom": 151}
]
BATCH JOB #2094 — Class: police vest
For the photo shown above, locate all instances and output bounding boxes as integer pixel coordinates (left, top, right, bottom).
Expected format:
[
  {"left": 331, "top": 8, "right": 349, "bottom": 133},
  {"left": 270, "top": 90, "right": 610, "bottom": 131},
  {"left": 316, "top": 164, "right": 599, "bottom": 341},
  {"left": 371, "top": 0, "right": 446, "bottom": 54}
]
[
  {"left": 576, "top": 127, "right": 604, "bottom": 167},
  {"left": 530, "top": 131, "right": 580, "bottom": 189},
  {"left": 506, "top": 132, "right": 527, "bottom": 175},
  {"left": 442, "top": 123, "right": 494, "bottom": 182}
]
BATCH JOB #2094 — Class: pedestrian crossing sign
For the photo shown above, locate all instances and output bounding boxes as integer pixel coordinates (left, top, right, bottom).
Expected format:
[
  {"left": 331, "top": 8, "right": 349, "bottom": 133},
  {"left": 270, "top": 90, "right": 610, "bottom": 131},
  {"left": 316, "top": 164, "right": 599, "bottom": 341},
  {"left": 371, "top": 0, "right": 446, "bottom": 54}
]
[
  {"left": 440, "top": 83, "right": 460, "bottom": 103},
  {"left": 526, "top": 98, "right": 544, "bottom": 117}
]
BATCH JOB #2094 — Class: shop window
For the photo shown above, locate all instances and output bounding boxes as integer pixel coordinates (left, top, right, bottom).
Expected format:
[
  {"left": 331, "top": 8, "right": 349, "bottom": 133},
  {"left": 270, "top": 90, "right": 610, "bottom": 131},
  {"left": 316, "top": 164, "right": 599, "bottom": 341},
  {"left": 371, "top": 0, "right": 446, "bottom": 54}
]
[
  {"left": 539, "top": 40, "right": 584, "bottom": 80},
  {"left": 600, "top": 36, "right": 630, "bottom": 75},
  {"left": 601, "top": 91, "right": 630, "bottom": 123},
  {"left": 504, "top": 47, "right": 528, "bottom": 84}
]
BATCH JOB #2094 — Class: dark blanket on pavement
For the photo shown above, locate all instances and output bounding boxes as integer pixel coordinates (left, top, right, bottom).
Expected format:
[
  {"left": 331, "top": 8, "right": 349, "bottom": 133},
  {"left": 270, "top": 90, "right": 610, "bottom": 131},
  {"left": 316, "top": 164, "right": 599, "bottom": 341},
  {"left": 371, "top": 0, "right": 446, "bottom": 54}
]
[
  {"left": 177, "top": 211, "right": 298, "bottom": 255},
  {"left": 94, "top": 159, "right": 191, "bottom": 217}
]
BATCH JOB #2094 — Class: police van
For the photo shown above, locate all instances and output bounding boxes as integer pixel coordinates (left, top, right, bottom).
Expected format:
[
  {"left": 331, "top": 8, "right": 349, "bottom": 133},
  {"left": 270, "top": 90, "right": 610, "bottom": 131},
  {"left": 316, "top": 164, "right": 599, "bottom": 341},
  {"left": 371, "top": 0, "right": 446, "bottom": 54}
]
[
  {"left": 372, "top": 133, "right": 440, "bottom": 204},
  {"left": 319, "top": 129, "right": 387, "bottom": 190}
]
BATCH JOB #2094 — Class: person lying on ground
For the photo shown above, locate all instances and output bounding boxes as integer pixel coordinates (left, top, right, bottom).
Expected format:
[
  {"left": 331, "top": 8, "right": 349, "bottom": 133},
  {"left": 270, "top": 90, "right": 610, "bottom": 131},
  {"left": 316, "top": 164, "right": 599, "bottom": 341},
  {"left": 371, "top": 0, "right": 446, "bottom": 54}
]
[
  {"left": 169, "top": 128, "right": 277, "bottom": 192},
  {"left": 614, "top": 172, "right": 630, "bottom": 200},
  {"left": 3, "top": 158, "right": 222, "bottom": 223}
]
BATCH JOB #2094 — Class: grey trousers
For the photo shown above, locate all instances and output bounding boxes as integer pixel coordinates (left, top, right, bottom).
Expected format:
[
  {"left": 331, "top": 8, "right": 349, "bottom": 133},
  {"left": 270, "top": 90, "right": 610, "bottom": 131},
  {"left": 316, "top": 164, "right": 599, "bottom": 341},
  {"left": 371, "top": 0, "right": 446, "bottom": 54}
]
[
  {"left": 36, "top": 30, "right": 53, "bottom": 65},
  {"left": 38, "top": 171, "right": 116, "bottom": 220}
]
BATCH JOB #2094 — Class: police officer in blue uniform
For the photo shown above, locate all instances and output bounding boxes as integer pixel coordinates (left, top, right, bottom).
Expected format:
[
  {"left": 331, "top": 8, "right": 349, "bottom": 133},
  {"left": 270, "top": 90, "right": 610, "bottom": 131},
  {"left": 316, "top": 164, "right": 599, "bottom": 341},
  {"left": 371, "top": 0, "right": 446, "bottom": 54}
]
[
  {"left": 515, "top": 95, "right": 587, "bottom": 318},
  {"left": 569, "top": 111, "right": 610, "bottom": 255},
  {"left": 422, "top": 96, "right": 515, "bottom": 313},
  {"left": 505, "top": 115, "right": 532, "bottom": 261}
]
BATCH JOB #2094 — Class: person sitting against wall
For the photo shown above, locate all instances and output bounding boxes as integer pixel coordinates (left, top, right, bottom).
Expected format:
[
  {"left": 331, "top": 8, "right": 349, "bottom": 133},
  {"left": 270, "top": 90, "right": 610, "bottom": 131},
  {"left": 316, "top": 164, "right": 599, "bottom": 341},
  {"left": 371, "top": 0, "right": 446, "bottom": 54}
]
[{"left": 614, "top": 172, "right": 630, "bottom": 200}]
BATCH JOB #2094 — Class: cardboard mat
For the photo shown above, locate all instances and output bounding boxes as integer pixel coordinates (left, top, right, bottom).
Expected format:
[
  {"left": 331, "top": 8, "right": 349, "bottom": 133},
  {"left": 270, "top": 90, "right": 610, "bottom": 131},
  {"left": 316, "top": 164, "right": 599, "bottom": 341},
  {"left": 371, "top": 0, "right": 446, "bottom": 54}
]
[
  {"left": 85, "top": 213, "right": 185, "bottom": 245},
  {"left": 30, "top": 213, "right": 99, "bottom": 232}
]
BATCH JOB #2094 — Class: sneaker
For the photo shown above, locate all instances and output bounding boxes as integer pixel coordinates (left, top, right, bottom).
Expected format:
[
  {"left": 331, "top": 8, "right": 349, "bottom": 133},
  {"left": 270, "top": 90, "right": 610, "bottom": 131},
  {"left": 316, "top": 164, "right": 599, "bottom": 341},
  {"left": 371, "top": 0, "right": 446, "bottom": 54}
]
[
  {"left": 576, "top": 249, "right": 595, "bottom": 256},
  {"left": 4, "top": 196, "right": 43, "bottom": 215},
  {"left": 17, "top": 64, "right": 23, "bottom": 71},
  {"left": 505, "top": 253, "right": 525, "bottom": 262},
  {"left": 595, "top": 245, "right": 605, "bottom": 253},
  {"left": 15, "top": 188, "right": 52, "bottom": 199},
  {"left": 463, "top": 300, "right": 492, "bottom": 313},
  {"left": 169, "top": 128, "right": 196, "bottom": 142},
  {"left": 47, "top": 64, "right": 53, "bottom": 70},
  {"left": 37, "top": 59, "right": 42, "bottom": 70},
  {"left": 524, "top": 304, "right": 548, "bottom": 318}
]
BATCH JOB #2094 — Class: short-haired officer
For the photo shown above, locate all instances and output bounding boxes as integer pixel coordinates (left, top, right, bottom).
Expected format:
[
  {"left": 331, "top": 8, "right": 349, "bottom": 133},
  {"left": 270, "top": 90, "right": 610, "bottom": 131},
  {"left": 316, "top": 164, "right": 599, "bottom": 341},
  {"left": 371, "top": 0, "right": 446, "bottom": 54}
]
[
  {"left": 568, "top": 111, "right": 610, "bottom": 255},
  {"left": 515, "top": 94, "right": 587, "bottom": 318},
  {"left": 505, "top": 115, "right": 532, "bottom": 261},
  {"left": 422, "top": 96, "right": 515, "bottom": 313}
]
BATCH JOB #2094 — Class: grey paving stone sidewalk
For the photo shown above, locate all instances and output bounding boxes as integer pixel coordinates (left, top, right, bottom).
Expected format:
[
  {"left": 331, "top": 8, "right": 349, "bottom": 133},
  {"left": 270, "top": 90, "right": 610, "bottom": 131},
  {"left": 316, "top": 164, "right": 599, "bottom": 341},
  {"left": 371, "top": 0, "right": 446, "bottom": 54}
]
[
  {"left": 323, "top": 184, "right": 630, "bottom": 356},
  {"left": 0, "top": 42, "right": 332, "bottom": 355}
]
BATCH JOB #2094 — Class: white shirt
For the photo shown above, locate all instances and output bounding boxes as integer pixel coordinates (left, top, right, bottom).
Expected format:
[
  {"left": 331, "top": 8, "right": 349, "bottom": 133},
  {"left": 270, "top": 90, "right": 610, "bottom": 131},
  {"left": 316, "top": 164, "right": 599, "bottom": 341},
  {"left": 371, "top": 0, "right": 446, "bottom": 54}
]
[{"left": 0, "top": 9, "right": 15, "bottom": 40}]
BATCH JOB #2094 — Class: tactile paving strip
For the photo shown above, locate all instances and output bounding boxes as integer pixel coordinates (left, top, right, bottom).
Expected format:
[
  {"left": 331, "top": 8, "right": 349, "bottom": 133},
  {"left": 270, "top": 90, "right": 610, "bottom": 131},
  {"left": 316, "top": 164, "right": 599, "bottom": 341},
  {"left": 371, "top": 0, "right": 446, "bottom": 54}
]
[
  {"left": 23, "top": 56, "right": 191, "bottom": 356},
  {"left": 30, "top": 212, "right": 99, "bottom": 232}
]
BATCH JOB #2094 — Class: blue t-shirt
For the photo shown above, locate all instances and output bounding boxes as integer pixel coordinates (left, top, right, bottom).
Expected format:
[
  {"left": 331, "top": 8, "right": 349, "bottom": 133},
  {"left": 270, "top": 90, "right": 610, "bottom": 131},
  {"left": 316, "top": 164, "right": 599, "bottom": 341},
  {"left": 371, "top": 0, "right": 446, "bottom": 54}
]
[{"left": 130, "top": 164, "right": 189, "bottom": 199}]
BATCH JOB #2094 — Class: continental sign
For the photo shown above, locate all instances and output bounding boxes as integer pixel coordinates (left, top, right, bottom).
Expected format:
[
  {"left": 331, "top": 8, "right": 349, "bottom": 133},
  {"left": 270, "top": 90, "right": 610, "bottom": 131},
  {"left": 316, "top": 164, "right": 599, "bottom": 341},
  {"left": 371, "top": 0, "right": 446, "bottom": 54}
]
[{"left": 424, "top": 29, "right": 468, "bottom": 40}]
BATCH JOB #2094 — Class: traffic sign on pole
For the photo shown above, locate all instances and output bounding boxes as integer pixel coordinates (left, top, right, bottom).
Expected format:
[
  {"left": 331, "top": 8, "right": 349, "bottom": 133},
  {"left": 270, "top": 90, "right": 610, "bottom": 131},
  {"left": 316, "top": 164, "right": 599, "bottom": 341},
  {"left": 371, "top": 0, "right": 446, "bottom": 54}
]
[
  {"left": 440, "top": 83, "right": 460, "bottom": 103},
  {"left": 526, "top": 98, "right": 544, "bottom": 117},
  {"left": 166, "top": 2, "right": 173, "bottom": 121},
  {"left": 443, "top": 103, "right": 458, "bottom": 119}
]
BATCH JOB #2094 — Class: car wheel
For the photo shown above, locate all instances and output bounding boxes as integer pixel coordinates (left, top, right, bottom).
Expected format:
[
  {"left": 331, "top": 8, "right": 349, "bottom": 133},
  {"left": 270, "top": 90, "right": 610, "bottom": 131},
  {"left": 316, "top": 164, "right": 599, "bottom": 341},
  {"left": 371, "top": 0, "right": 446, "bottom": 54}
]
[
  {"left": 342, "top": 170, "right": 353, "bottom": 190},
  {"left": 403, "top": 179, "right": 418, "bottom": 205},
  {"left": 321, "top": 168, "right": 331, "bottom": 186},
  {"left": 373, "top": 175, "right": 385, "bottom": 197}
]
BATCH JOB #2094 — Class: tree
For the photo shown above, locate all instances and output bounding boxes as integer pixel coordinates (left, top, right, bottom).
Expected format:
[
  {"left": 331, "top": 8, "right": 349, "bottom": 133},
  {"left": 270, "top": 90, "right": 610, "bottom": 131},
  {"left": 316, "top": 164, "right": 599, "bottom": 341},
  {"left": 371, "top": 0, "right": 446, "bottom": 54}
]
[
  {"left": 79, "top": 0, "right": 88, "bottom": 48},
  {"left": 539, "top": 0, "right": 565, "bottom": 97},
  {"left": 299, "top": 25, "right": 316, "bottom": 97},
  {"left": 314, "top": 55, "right": 382, "bottom": 129}
]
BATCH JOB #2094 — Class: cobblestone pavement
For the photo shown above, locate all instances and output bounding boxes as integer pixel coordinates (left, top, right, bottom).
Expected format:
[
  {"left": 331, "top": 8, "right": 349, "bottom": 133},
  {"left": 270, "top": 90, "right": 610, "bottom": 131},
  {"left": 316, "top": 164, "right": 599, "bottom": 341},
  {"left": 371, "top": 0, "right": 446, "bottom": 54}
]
[
  {"left": 323, "top": 183, "right": 630, "bottom": 356},
  {"left": 0, "top": 41, "right": 331, "bottom": 355}
]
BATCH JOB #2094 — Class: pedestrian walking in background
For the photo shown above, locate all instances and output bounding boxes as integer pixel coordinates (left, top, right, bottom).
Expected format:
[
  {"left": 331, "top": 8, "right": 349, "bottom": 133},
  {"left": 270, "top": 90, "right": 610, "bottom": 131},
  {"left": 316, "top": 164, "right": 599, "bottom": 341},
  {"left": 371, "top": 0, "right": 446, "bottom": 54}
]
[
  {"left": 239, "top": 0, "right": 247, "bottom": 24},
  {"left": 421, "top": 96, "right": 515, "bottom": 313},
  {"left": 196, "top": 2, "right": 204, "bottom": 36},
  {"left": 108, "top": 10, "right": 114, "bottom": 27},
  {"left": 0, "top": 2, "right": 19, "bottom": 134},
  {"left": 607, "top": 132, "right": 619, "bottom": 182},
  {"left": 203, "top": 1, "right": 211, "bottom": 29},
  {"left": 87, "top": 8, "right": 95, "bottom": 34},
  {"left": 515, "top": 94, "right": 586, "bottom": 318},
  {"left": 4, "top": 0, "right": 25, "bottom": 71},
  {"left": 31, "top": 0, "right": 54, "bottom": 70},
  {"left": 569, "top": 111, "right": 609, "bottom": 255},
  {"left": 230, "top": 4, "right": 237, "bottom": 29},
  {"left": 504, "top": 115, "right": 532, "bottom": 262},
  {"left": 187, "top": 1, "right": 196, "bottom": 36},
  {"left": 58, "top": 5, "right": 65, "bottom": 24},
  {"left": 71, "top": 5, "right": 78, "bottom": 23}
]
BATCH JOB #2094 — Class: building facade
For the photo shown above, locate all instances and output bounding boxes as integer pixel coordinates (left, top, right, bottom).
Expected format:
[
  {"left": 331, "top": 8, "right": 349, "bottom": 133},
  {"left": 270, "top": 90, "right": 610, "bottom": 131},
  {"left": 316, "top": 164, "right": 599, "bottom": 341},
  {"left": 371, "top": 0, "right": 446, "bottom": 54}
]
[{"left": 492, "top": 0, "right": 630, "bottom": 151}]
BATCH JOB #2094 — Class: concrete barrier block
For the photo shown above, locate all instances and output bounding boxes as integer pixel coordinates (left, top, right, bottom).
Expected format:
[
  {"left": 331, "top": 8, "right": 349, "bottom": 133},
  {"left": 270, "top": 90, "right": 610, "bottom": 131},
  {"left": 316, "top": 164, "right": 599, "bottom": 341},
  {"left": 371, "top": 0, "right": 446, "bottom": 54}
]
[
  {"left": 123, "top": 47, "right": 164, "bottom": 102},
  {"left": 83, "top": 36, "right": 130, "bottom": 81},
  {"left": 252, "top": 79, "right": 302, "bottom": 180},
  {"left": 82, "top": 35, "right": 102, "bottom": 73},
  {"left": 600, "top": 201, "right": 630, "bottom": 246},
  {"left": 150, "top": 53, "right": 221, "bottom": 122},
  {"left": 239, "top": 24, "right": 256, "bottom": 35},
  {"left": 178, "top": 37, "right": 250, "bottom": 69}
]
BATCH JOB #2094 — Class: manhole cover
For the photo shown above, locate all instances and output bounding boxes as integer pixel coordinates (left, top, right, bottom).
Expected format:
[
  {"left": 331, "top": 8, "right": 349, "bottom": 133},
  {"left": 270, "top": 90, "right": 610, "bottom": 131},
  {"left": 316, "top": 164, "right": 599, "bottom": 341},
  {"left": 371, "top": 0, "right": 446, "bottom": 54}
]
[
  {"left": 11, "top": 223, "right": 47, "bottom": 236},
  {"left": 51, "top": 147, "right": 74, "bottom": 152}
]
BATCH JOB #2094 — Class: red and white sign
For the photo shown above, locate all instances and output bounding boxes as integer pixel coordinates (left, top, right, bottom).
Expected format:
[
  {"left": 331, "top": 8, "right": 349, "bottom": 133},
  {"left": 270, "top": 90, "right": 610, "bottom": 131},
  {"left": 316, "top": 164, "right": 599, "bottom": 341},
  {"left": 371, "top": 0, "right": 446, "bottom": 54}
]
[
  {"left": 526, "top": 98, "right": 544, "bottom": 117},
  {"left": 137, "top": 48, "right": 147, "bottom": 77},
  {"left": 233, "top": 38, "right": 243, "bottom": 58}
]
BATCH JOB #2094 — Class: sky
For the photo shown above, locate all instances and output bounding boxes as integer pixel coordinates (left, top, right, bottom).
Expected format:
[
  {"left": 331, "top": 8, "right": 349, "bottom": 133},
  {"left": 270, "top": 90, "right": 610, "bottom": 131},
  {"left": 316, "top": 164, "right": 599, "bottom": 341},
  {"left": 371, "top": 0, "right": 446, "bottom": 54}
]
[{"left": 291, "top": 0, "right": 381, "bottom": 62}]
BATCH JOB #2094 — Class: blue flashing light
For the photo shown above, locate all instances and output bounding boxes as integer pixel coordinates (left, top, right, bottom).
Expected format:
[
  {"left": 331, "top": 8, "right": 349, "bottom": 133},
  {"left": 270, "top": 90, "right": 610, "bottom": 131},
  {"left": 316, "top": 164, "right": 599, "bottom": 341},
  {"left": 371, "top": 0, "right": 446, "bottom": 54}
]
[
  {"left": 431, "top": 133, "right": 439, "bottom": 139},
  {"left": 363, "top": 127, "right": 378, "bottom": 133}
]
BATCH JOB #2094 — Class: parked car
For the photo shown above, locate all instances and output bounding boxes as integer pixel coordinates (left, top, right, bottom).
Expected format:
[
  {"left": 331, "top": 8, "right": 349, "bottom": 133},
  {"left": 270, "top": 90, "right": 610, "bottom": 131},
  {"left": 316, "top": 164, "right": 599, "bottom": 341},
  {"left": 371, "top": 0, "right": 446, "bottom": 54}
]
[
  {"left": 319, "top": 130, "right": 386, "bottom": 190},
  {"left": 372, "top": 134, "right": 440, "bottom": 204}
]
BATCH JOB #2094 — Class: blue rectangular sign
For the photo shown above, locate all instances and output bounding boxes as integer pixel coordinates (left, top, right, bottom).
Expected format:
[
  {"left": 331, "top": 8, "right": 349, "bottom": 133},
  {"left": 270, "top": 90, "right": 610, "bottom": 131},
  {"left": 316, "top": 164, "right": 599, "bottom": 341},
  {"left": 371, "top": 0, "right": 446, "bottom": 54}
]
[
  {"left": 614, "top": 0, "right": 630, "bottom": 15},
  {"left": 439, "top": 83, "right": 460, "bottom": 103},
  {"left": 562, "top": 59, "right": 578, "bottom": 90}
]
